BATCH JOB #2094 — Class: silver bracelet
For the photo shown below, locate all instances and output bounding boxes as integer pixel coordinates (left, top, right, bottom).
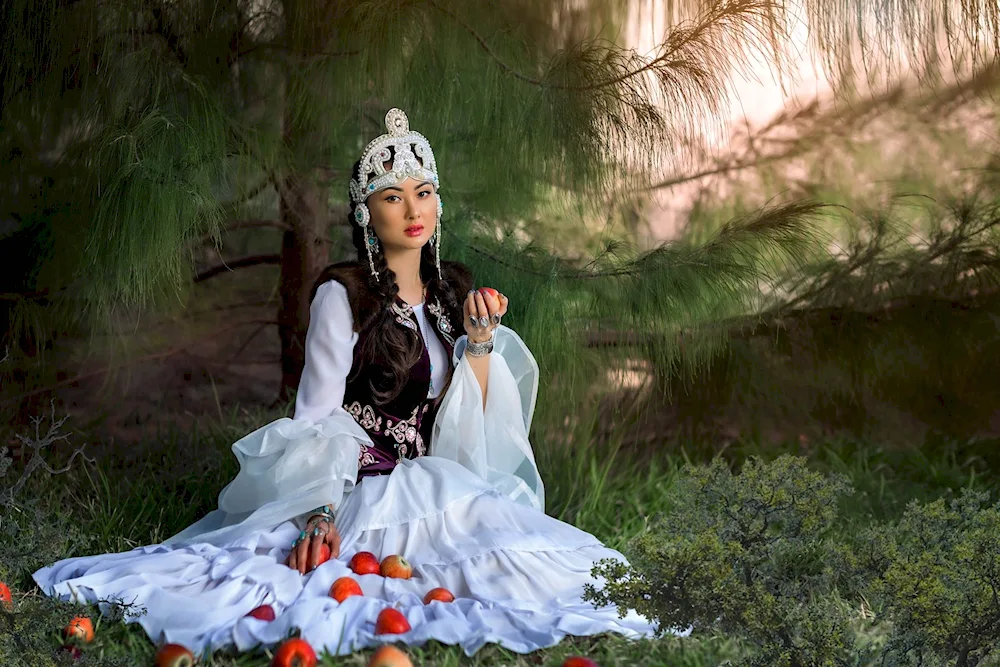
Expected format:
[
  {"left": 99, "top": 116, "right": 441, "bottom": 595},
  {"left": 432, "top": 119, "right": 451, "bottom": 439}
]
[{"left": 466, "top": 331, "right": 495, "bottom": 357}]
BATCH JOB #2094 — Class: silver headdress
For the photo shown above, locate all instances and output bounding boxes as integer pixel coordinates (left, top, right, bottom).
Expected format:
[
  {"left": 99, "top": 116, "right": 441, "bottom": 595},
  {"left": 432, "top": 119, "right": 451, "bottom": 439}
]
[{"left": 350, "top": 108, "right": 443, "bottom": 282}]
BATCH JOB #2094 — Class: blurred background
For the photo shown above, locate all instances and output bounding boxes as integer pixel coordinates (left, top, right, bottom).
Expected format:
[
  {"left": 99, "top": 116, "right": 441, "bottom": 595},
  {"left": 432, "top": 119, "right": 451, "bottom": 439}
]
[{"left": 1, "top": 0, "right": 998, "bottom": 465}]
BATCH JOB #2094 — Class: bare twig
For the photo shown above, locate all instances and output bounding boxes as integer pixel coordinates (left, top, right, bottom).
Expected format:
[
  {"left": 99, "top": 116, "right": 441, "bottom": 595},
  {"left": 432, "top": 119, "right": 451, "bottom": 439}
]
[
  {"left": 1, "top": 400, "right": 95, "bottom": 507},
  {"left": 199, "top": 219, "right": 290, "bottom": 246},
  {"left": 194, "top": 254, "right": 282, "bottom": 282}
]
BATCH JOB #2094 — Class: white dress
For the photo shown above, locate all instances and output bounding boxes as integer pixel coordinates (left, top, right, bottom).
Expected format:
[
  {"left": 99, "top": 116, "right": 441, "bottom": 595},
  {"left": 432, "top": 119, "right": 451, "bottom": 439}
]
[{"left": 33, "top": 281, "right": 658, "bottom": 657}]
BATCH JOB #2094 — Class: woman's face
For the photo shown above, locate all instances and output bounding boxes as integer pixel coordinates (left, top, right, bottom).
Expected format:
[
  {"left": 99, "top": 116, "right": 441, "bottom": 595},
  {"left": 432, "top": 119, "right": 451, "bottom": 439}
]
[{"left": 366, "top": 177, "right": 437, "bottom": 252}]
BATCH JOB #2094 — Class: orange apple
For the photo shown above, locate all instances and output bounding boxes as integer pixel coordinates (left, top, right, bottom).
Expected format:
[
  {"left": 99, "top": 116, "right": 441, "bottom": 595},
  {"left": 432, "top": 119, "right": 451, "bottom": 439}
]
[
  {"left": 246, "top": 604, "right": 276, "bottom": 621},
  {"left": 562, "top": 657, "right": 600, "bottom": 667},
  {"left": 154, "top": 644, "right": 196, "bottom": 667},
  {"left": 367, "top": 644, "right": 414, "bottom": 667},
  {"left": 380, "top": 555, "right": 412, "bottom": 580},
  {"left": 350, "top": 551, "right": 381, "bottom": 576},
  {"left": 374, "top": 608, "right": 411, "bottom": 635},
  {"left": 62, "top": 616, "right": 94, "bottom": 643},
  {"left": 329, "top": 577, "right": 363, "bottom": 602},
  {"left": 0, "top": 581, "right": 11, "bottom": 610},
  {"left": 271, "top": 637, "right": 317, "bottom": 667},
  {"left": 422, "top": 587, "right": 455, "bottom": 604}
]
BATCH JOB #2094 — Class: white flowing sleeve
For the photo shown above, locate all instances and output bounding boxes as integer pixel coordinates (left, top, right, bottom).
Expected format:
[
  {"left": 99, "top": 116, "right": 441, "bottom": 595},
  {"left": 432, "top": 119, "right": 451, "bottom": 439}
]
[
  {"left": 430, "top": 325, "right": 545, "bottom": 513},
  {"left": 164, "top": 281, "right": 371, "bottom": 547}
]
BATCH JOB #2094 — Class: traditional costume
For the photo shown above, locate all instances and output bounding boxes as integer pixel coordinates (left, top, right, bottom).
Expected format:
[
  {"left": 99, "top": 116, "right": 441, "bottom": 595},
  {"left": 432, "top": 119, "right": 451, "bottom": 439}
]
[{"left": 33, "top": 109, "right": 657, "bottom": 657}]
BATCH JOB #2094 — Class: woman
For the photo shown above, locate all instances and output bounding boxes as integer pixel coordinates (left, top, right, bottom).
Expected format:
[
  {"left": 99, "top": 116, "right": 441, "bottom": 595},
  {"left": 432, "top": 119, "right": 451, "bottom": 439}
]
[{"left": 33, "top": 109, "right": 657, "bottom": 657}]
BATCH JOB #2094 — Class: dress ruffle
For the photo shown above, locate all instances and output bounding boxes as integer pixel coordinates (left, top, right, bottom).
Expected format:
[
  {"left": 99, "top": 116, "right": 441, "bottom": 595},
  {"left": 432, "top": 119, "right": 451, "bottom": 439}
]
[{"left": 33, "top": 457, "right": 657, "bottom": 656}]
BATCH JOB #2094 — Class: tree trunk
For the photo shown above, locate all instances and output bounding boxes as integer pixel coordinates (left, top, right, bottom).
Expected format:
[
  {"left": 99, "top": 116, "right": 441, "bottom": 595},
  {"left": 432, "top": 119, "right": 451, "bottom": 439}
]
[{"left": 276, "top": 171, "right": 331, "bottom": 404}]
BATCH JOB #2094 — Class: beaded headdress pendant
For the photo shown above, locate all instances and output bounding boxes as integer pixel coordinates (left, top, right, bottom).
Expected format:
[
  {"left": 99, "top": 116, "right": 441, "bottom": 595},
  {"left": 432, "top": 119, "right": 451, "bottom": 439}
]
[{"left": 349, "top": 108, "right": 443, "bottom": 282}]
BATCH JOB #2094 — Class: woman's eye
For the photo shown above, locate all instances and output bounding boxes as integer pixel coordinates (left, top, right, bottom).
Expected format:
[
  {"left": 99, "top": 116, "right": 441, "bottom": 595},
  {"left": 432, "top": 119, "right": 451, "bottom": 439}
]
[
  {"left": 418, "top": 190, "right": 431, "bottom": 198},
  {"left": 385, "top": 195, "right": 400, "bottom": 202}
]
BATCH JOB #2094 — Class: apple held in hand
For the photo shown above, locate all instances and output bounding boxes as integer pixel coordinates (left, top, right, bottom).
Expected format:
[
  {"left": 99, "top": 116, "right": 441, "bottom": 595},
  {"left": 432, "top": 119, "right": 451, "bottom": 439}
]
[
  {"left": 271, "top": 637, "right": 317, "bottom": 667},
  {"left": 422, "top": 587, "right": 455, "bottom": 604},
  {"left": 316, "top": 543, "right": 331, "bottom": 566},
  {"left": 330, "top": 577, "right": 363, "bottom": 602},
  {"left": 478, "top": 287, "right": 499, "bottom": 300},
  {"left": 63, "top": 616, "right": 94, "bottom": 643},
  {"left": 154, "top": 644, "right": 196, "bottom": 667},
  {"left": 367, "top": 644, "right": 414, "bottom": 667},
  {"left": 246, "top": 604, "right": 276, "bottom": 621},
  {"left": 380, "top": 555, "right": 412, "bottom": 580},
  {"left": 350, "top": 551, "right": 381, "bottom": 575},
  {"left": 374, "top": 608, "right": 411, "bottom": 635}
]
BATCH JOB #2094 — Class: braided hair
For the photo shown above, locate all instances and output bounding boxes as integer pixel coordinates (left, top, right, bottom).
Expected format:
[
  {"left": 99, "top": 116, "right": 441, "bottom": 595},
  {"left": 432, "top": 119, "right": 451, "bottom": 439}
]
[{"left": 345, "top": 157, "right": 468, "bottom": 405}]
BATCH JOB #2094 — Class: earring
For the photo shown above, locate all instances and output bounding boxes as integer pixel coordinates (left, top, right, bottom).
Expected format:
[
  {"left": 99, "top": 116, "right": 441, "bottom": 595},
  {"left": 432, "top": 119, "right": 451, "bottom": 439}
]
[
  {"left": 355, "top": 203, "right": 380, "bottom": 282},
  {"left": 433, "top": 194, "right": 443, "bottom": 280}
]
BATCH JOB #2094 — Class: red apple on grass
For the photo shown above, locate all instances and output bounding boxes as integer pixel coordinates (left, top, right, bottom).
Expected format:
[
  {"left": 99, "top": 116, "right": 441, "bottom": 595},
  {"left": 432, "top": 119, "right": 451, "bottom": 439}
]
[
  {"left": 380, "top": 555, "right": 412, "bottom": 580},
  {"left": 271, "top": 637, "right": 317, "bottom": 667},
  {"left": 422, "top": 587, "right": 455, "bottom": 604},
  {"left": 374, "top": 608, "right": 411, "bottom": 635},
  {"left": 562, "top": 657, "right": 600, "bottom": 667},
  {"left": 246, "top": 604, "right": 276, "bottom": 621},
  {"left": 62, "top": 617, "right": 94, "bottom": 643},
  {"left": 154, "top": 644, "right": 196, "bottom": 667},
  {"left": 0, "top": 581, "right": 11, "bottom": 610},
  {"left": 330, "top": 577, "right": 363, "bottom": 602},
  {"left": 350, "top": 551, "right": 381, "bottom": 575},
  {"left": 367, "top": 644, "right": 414, "bottom": 667}
]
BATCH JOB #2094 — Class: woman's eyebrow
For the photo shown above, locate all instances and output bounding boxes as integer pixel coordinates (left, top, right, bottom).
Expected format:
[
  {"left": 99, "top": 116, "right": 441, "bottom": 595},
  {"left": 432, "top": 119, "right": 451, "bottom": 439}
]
[{"left": 381, "top": 181, "right": 432, "bottom": 194}]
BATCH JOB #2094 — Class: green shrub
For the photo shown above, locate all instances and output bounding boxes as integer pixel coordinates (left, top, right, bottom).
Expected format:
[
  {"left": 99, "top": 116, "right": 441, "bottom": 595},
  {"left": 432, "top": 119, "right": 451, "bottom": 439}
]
[
  {"left": 584, "top": 455, "right": 860, "bottom": 667},
  {"left": 866, "top": 489, "right": 1000, "bottom": 667}
]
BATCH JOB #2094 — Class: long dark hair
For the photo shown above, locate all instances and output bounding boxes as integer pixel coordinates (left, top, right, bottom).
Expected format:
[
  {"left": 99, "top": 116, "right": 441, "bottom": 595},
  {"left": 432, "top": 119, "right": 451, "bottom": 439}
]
[{"left": 344, "top": 157, "right": 467, "bottom": 405}]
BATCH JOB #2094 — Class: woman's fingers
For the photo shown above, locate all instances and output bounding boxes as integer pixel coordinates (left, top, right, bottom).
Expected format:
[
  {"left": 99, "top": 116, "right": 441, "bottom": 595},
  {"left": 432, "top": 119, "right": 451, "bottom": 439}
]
[
  {"left": 326, "top": 528, "right": 342, "bottom": 559},
  {"left": 465, "top": 291, "right": 476, "bottom": 325},
  {"left": 499, "top": 294, "right": 508, "bottom": 317},
  {"left": 474, "top": 291, "right": 488, "bottom": 321},
  {"left": 296, "top": 538, "right": 311, "bottom": 574},
  {"left": 309, "top": 530, "right": 324, "bottom": 571}
]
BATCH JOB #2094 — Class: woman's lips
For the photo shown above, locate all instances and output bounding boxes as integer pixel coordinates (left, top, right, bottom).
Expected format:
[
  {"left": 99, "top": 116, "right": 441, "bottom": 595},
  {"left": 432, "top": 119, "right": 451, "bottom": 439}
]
[{"left": 404, "top": 226, "right": 424, "bottom": 237}]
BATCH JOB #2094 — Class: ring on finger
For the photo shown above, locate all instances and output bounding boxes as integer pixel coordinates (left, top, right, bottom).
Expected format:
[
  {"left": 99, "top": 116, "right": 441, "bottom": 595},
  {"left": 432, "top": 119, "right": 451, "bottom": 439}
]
[
  {"left": 312, "top": 527, "right": 326, "bottom": 537},
  {"left": 491, "top": 313, "right": 501, "bottom": 325},
  {"left": 478, "top": 315, "right": 489, "bottom": 328}
]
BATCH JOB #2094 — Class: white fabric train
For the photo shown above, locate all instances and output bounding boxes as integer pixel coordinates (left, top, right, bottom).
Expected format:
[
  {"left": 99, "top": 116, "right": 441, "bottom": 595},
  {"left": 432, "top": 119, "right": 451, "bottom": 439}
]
[{"left": 33, "top": 292, "right": 660, "bottom": 656}]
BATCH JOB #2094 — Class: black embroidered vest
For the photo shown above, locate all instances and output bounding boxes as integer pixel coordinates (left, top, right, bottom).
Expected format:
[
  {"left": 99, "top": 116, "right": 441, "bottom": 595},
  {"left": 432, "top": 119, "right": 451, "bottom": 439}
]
[{"left": 310, "top": 261, "right": 473, "bottom": 480}]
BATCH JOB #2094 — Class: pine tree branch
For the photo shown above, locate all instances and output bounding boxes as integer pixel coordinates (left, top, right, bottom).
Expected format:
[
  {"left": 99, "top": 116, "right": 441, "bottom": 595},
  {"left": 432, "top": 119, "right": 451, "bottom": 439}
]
[
  {"left": 220, "top": 178, "right": 275, "bottom": 214},
  {"left": 428, "top": 0, "right": 772, "bottom": 92},
  {"left": 193, "top": 253, "right": 282, "bottom": 283},
  {"left": 586, "top": 288, "right": 1000, "bottom": 349},
  {"left": 236, "top": 41, "right": 361, "bottom": 60},
  {"left": 0, "top": 319, "right": 279, "bottom": 406},
  {"left": 199, "top": 219, "right": 290, "bottom": 245}
]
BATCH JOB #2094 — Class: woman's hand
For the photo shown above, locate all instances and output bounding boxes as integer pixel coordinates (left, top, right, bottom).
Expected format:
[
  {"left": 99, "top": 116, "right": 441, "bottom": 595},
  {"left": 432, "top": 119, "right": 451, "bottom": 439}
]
[
  {"left": 464, "top": 288, "right": 508, "bottom": 343},
  {"left": 285, "top": 516, "right": 341, "bottom": 575}
]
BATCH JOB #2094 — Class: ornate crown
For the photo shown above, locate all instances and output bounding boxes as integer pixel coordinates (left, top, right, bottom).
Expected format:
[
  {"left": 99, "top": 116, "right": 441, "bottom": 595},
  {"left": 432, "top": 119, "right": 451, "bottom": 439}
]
[{"left": 349, "top": 108, "right": 439, "bottom": 205}]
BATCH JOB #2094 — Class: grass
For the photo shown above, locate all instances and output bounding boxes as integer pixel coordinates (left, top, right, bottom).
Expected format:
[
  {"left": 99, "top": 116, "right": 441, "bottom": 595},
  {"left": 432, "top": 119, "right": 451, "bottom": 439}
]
[{"left": 1, "top": 399, "right": 995, "bottom": 666}]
